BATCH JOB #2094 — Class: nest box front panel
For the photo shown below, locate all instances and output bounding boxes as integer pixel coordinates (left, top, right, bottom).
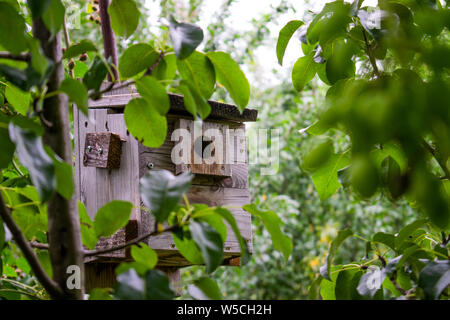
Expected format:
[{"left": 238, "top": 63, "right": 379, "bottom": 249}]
[{"left": 74, "top": 86, "right": 254, "bottom": 266}]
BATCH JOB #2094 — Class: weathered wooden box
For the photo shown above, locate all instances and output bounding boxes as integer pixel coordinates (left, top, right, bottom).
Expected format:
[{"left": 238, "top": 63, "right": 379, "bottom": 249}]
[{"left": 74, "top": 84, "right": 257, "bottom": 267}]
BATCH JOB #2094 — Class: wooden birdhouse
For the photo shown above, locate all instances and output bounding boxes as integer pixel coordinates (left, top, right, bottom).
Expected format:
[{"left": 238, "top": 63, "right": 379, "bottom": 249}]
[{"left": 73, "top": 83, "right": 257, "bottom": 286}]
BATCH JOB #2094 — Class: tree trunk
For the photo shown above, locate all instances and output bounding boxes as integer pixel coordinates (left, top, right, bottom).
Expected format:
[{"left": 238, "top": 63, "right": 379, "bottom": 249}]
[{"left": 32, "top": 19, "right": 84, "bottom": 300}]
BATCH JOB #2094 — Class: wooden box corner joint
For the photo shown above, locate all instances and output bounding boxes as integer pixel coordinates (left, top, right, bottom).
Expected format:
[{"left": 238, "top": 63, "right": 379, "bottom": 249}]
[{"left": 83, "top": 132, "right": 125, "bottom": 169}]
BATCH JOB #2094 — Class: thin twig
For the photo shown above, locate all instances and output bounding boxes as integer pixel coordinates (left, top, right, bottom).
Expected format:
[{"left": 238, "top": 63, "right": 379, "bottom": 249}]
[
  {"left": 62, "top": 17, "right": 74, "bottom": 78},
  {"left": 361, "top": 28, "right": 380, "bottom": 77},
  {"left": 0, "top": 195, "right": 64, "bottom": 299},
  {"left": 84, "top": 224, "right": 180, "bottom": 257},
  {"left": 0, "top": 52, "right": 31, "bottom": 62},
  {"left": 12, "top": 160, "right": 24, "bottom": 177},
  {"left": 145, "top": 51, "right": 165, "bottom": 76}
]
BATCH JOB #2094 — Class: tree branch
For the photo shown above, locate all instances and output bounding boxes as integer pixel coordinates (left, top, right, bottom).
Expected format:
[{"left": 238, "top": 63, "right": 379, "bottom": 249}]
[
  {"left": 99, "top": 0, "right": 119, "bottom": 81},
  {"left": 0, "top": 52, "right": 31, "bottom": 62},
  {"left": 84, "top": 224, "right": 180, "bottom": 257},
  {"left": 0, "top": 195, "right": 64, "bottom": 299}
]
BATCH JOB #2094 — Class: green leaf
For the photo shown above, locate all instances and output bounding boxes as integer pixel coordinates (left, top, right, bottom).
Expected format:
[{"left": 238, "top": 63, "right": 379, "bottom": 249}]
[
  {"left": 153, "top": 53, "right": 177, "bottom": 81},
  {"left": 63, "top": 40, "right": 98, "bottom": 60},
  {"left": 139, "top": 170, "right": 192, "bottom": 223},
  {"left": 60, "top": 78, "right": 88, "bottom": 116},
  {"left": 325, "top": 40, "right": 356, "bottom": 84},
  {"left": 124, "top": 98, "right": 168, "bottom": 148},
  {"left": 177, "top": 80, "right": 211, "bottom": 119},
  {"left": 302, "top": 140, "right": 334, "bottom": 172},
  {"left": 83, "top": 56, "right": 108, "bottom": 92},
  {"left": 173, "top": 231, "right": 204, "bottom": 264},
  {"left": 0, "top": 65, "right": 29, "bottom": 92},
  {"left": 188, "top": 277, "right": 223, "bottom": 300},
  {"left": 0, "top": 2, "right": 27, "bottom": 54},
  {"left": 276, "top": 20, "right": 304, "bottom": 65},
  {"left": 28, "top": 38, "right": 50, "bottom": 77},
  {"left": 27, "top": 0, "right": 52, "bottom": 18},
  {"left": 206, "top": 51, "right": 250, "bottom": 112},
  {"left": 177, "top": 51, "right": 216, "bottom": 99},
  {"left": 215, "top": 207, "right": 251, "bottom": 265},
  {"left": 131, "top": 244, "right": 158, "bottom": 270},
  {"left": 335, "top": 268, "right": 361, "bottom": 300},
  {"left": 373, "top": 232, "right": 396, "bottom": 251},
  {"left": 0, "top": 218, "right": 5, "bottom": 249},
  {"left": 135, "top": 76, "right": 170, "bottom": 115},
  {"left": 8, "top": 124, "right": 56, "bottom": 202},
  {"left": 307, "top": 2, "right": 351, "bottom": 45},
  {"left": 169, "top": 16, "right": 204, "bottom": 60},
  {"left": 108, "top": 0, "right": 140, "bottom": 39},
  {"left": 243, "top": 204, "right": 292, "bottom": 261},
  {"left": 78, "top": 202, "right": 98, "bottom": 250},
  {"left": 190, "top": 220, "right": 224, "bottom": 273},
  {"left": 115, "top": 269, "right": 144, "bottom": 300},
  {"left": 42, "top": 0, "right": 65, "bottom": 35},
  {"left": 312, "top": 153, "right": 351, "bottom": 200},
  {"left": 4, "top": 84, "right": 31, "bottom": 115},
  {"left": 0, "top": 124, "right": 15, "bottom": 169},
  {"left": 418, "top": 260, "right": 450, "bottom": 300},
  {"left": 119, "top": 44, "right": 159, "bottom": 79},
  {"left": 144, "top": 270, "right": 174, "bottom": 300},
  {"left": 292, "top": 54, "right": 317, "bottom": 92},
  {"left": 46, "top": 147, "right": 74, "bottom": 200},
  {"left": 88, "top": 288, "right": 114, "bottom": 300},
  {"left": 94, "top": 200, "right": 132, "bottom": 238},
  {"left": 395, "top": 219, "right": 427, "bottom": 249},
  {"left": 197, "top": 212, "right": 227, "bottom": 243},
  {"left": 320, "top": 229, "right": 353, "bottom": 280},
  {"left": 308, "top": 275, "right": 323, "bottom": 300}
]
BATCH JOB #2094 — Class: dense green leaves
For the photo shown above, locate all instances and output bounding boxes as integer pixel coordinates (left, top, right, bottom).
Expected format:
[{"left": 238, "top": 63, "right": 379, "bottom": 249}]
[
  {"left": 94, "top": 200, "right": 132, "bottom": 238},
  {"left": 0, "top": 125, "right": 15, "bottom": 169},
  {"left": 243, "top": 204, "right": 292, "bottom": 261},
  {"left": 124, "top": 98, "right": 167, "bottom": 148},
  {"left": 108, "top": 0, "right": 140, "bottom": 39},
  {"left": 139, "top": 170, "right": 192, "bottom": 223},
  {"left": 292, "top": 54, "right": 317, "bottom": 92},
  {"left": 190, "top": 220, "right": 224, "bottom": 273},
  {"left": 206, "top": 52, "right": 250, "bottom": 112},
  {"left": 169, "top": 16, "right": 204, "bottom": 60},
  {"left": 8, "top": 124, "right": 55, "bottom": 202},
  {"left": 0, "top": 2, "right": 27, "bottom": 54},
  {"left": 135, "top": 76, "right": 170, "bottom": 115},
  {"left": 188, "top": 277, "right": 223, "bottom": 300},
  {"left": 177, "top": 51, "right": 216, "bottom": 99},
  {"left": 59, "top": 78, "right": 88, "bottom": 115},
  {"left": 119, "top": 44, "right": 159, "bottom": 79},
  {"left": 277, "top": 20, "right": 304, "bottom": 66}
]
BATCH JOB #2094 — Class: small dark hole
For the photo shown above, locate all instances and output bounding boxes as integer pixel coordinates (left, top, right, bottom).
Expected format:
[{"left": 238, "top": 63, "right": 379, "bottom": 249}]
[
  {"left": 84, "top": 121, "right": 88, "bottom": 128},
  {"left": 126, "top": 130, "right": 130, "bottom": 136}
]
